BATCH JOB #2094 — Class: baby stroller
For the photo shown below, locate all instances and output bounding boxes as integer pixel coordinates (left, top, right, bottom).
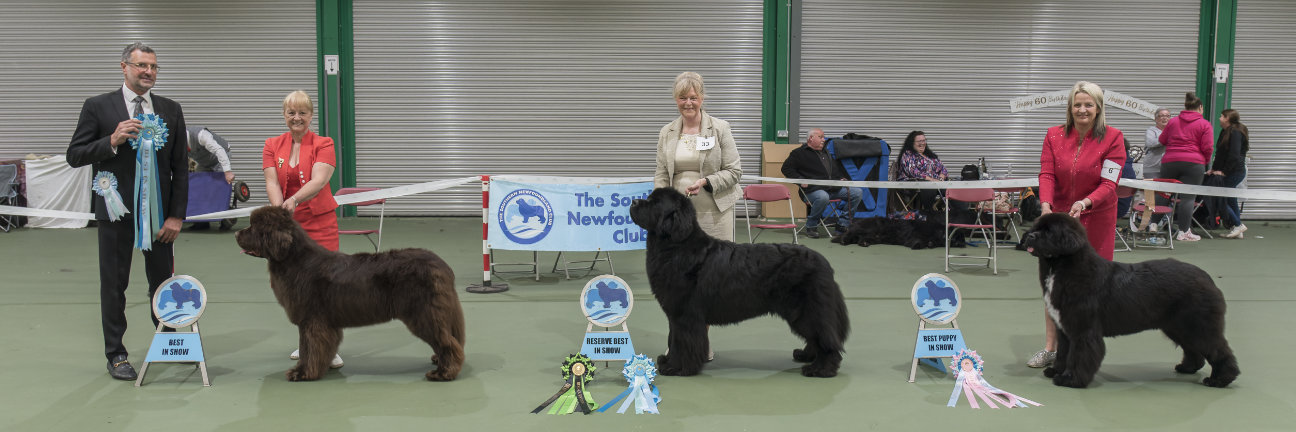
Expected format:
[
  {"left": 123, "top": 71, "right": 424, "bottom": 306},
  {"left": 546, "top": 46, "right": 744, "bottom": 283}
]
[{"left": 184, "top": 172, "right": 251, "bottom": 230}]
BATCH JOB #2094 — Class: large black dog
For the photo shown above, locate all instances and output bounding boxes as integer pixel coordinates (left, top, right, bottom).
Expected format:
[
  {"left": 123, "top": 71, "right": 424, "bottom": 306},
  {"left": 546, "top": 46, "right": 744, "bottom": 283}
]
[
  {"left": 629, "top": 188, "right": 850, "bottom": 377},
  {"left": 1022, "top": 213, "right": 1238, "bottom": 388},
  {"left": 236, "top": 206, "right": 466, "bottom": 382}
]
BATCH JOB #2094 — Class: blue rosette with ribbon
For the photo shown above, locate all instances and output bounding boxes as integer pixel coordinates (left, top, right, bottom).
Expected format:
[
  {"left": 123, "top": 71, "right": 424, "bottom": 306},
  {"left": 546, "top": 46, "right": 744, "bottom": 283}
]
[
  {"left": 531, "top": 354, "right": 598, "bottom": 415},
  {"left": 130, "top": 113, "right": 168, "bottom": 250},
  {"left": 597, "top": 353, "right": 661, "bottom": 414},
  {"left": 91, "top": 171, "right": 130, "bottom": 221}
]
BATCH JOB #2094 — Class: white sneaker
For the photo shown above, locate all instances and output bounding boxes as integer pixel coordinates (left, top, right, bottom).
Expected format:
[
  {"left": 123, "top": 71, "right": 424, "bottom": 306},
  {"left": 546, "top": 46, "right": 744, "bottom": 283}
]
[
  {"left": 289, "top": 348, "right": 344, "bottom": 368},
  {"left": 1026, "top": 350, "right": 1056, "bottom": 368},
  {"left": 1176, "top": 231, "right": 1201, "bottom": 242},
  {"left": 1148, "top": 222, "right": 1159, "bottom": 233},
  {"left": 1224, "top": 224, "right": 1247, "bottom": 239}
]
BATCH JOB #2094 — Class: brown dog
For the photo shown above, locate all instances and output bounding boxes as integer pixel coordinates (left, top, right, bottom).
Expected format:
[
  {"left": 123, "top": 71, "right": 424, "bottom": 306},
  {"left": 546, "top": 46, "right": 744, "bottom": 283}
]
[{"left": 236, "top": 206, "right": 465, "bottom": 381}]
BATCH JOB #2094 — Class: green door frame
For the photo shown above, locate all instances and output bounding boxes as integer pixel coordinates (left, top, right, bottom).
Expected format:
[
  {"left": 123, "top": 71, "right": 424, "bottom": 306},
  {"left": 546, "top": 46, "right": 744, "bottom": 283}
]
[
  {"left": 763, "top": 0, "right": 791, "bottom": 144},
  {"left": 317, "top": 0, "right": 356, "bottom": 214},
  {"left": 1196, "top": 0, "right": 1237, "bottom": 135}
]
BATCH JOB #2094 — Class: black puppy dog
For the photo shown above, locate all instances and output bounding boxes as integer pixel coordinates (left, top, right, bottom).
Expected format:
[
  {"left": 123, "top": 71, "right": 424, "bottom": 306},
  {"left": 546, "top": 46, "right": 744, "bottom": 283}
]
[
  {"left": 1022, "top": 213, "right": 1238, "bottom": 388},
  {"left": 831, "top": 215, "right": 951, "bottom": 249},
  {"left": 629, "top": 188, "right": 850, "bottom": 378}
]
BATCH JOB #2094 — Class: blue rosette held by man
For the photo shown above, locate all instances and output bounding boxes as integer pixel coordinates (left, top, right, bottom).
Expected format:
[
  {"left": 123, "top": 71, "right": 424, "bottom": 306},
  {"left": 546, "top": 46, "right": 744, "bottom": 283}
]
[{"left": 130, "top": 113, "right": 168, "bottom": 250}]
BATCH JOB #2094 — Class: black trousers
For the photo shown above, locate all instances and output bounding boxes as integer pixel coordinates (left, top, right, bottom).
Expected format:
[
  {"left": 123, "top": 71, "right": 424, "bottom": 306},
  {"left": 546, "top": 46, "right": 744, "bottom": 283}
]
[{"left": 97, "top": 218, "right": 173, "bottom": 360}]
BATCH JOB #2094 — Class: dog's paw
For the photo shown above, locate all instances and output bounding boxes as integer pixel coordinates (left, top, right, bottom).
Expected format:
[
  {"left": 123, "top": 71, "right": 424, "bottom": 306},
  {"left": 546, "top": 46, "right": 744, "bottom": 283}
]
[
  {"left": 285, "top": 367, "right": 318, "bottom": 382},
  {"left": 425, "top": 368, "right": 457, "bottom": 382},
  {"left": 658, "top": 363, "right": 696, "bottom": 376},
  {"left": 792, "top": 349, "right": 816, "bottom": 363},
  {"left": 800, "top": 364, "right": 837, "bottom": 378},
  {"left": 1174, "top": 362, "right": 1203, "bottom": 374},
  {"left": 1051, "top": 371, "right": 1088, "bottom": 388},
  {"left": 1042, "top": 367, "right": 1058, "bottom": 378},
  {"left": 1201, "top": 376, "right": 1233, "bottom": 388}
]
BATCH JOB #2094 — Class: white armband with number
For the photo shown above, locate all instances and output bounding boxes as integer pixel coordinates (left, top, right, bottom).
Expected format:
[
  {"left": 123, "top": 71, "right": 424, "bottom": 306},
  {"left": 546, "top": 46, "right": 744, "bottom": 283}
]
[{"left": 1101, "top": 159, "right": 1122, "bottom": 182}]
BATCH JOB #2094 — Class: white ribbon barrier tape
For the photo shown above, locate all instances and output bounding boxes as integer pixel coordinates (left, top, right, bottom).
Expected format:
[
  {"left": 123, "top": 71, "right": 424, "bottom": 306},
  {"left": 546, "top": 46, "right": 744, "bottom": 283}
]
[
  {"left": 7, "top": 174, "right": 1296, "bottom": 222},
  {"left": 491, "top": 175, "right": 654, "bottom": 184},
  {"left": 745, "top": 175, "right": 1038, "bottom": 190},
  {"left": 0, "top": 205, "right": 95, "bottom": 220},
  {"left": 185, "top": 176, "right": 480, "bottom": 220},
  {"left": 749, "top": 175, "right": 1296, "bottom": 202},
  {"left": 1118, "top": 178, "right": 1296, "bottom": 202}
]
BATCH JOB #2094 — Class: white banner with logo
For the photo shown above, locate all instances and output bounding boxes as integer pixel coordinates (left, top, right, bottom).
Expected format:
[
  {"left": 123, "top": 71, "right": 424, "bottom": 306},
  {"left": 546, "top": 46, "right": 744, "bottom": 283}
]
[{"left": 487, "top": 178, "right": 652, "bottom": 251}]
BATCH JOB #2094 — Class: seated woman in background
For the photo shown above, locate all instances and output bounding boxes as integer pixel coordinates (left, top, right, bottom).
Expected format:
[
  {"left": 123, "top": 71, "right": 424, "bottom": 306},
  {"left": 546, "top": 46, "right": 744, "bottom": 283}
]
[{"left": 895, "top": 130, "right": 948, "bottom": 211}]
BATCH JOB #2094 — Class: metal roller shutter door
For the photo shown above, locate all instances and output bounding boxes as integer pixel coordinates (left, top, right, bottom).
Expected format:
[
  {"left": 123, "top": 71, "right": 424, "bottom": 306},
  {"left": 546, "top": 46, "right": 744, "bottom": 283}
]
[
  {"left": 0, "top": 1, "right": 318, "bottom": 209},
  {"left": 1232, "top": 0, "right": 1296, "bottom": 219},
  {"left": 800, "top": 0, "right": 1203, "bottom": 204},
  {"left": 352, "top": 0, "right": 764, "bottom": 215}
]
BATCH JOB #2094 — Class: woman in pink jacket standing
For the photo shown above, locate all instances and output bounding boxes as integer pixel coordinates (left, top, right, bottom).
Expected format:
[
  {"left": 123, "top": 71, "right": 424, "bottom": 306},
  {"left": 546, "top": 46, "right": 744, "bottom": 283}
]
[
  {"left": 1157, "top": 92, "right": 1214, "bottom": 242},
  {"left": 1026, "top": 81, "right": 1127, "bottom": 369}
]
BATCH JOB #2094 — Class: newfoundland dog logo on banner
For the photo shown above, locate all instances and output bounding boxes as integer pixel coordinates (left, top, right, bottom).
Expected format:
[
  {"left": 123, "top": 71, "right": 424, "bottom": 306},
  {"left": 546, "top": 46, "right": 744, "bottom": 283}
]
[{"left": 498, "top": 188, "right": 555, "bottom": 244}]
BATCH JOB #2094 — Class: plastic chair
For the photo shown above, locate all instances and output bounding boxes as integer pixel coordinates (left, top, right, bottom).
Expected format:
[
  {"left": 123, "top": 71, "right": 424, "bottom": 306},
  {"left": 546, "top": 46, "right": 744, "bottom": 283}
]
[
  {"left": 1129, "top": 179, "right": 1175, "bottom": 249},
  {"left": 990, "top": 187, "right": 1024, "bottom": 247},
  {"left": 944, "top": 188, "right": 996, "bottom": 274},
  {"left": 796, "top": 187, "right": 850, "bottom": 239},
  {"left": 744, "top": 184, "right": 799, "bottom": 244},
  {"left": 0, "top": 164, "right": 18, "bottom": 232},
  {"left": 335, "top": 187, "right": 385, "bottom": 252},
  {"left": 1114, "top": 185, "right": 1137, "bottom": 252}
]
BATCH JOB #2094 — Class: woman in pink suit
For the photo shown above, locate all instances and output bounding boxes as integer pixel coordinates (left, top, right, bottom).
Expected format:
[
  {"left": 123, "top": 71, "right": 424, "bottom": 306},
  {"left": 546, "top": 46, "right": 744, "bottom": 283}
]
[{"left": 1026, "top": 81, "right": 1127, "bottom": 369}]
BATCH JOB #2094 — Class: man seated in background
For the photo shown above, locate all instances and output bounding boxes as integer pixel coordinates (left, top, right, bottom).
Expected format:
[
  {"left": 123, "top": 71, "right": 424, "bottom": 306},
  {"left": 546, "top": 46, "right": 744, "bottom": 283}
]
[{"left": 781, "top": 128, "right": 863, "bottom": 238}]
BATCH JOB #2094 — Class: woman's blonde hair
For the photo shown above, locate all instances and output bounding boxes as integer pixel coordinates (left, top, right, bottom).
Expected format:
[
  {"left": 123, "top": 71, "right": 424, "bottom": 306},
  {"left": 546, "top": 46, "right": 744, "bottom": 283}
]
[
  {"left": 283, "top": 90, "right": 314, "bottom": 114},
  {"left": 1065, "top": 81, "right": 1107, "bottom": 142},
  {"left": 673, "top": 71, "right": 706, "bottom": 100}
]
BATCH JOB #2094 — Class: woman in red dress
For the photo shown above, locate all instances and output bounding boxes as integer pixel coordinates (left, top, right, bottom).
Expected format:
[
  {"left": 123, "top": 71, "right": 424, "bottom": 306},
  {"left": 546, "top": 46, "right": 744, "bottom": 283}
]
[
  {"left": 262, "top": 90, "right": 339, "bottom": 250},
  {"left": 262, "top": 90, "right": 343, "bottom": 367},
  {"left": 1026, "top": 81, "right": 1127, "bottom": 369}
]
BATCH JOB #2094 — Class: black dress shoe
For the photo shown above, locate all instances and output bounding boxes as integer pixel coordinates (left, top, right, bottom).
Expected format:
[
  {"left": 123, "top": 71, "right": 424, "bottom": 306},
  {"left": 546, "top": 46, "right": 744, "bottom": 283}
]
[
  {"left": 803, "top": 227, "right": 821, "bottom": 239},
  {"left": 107, "top": 355, "right": 138, "bottom": 381}
]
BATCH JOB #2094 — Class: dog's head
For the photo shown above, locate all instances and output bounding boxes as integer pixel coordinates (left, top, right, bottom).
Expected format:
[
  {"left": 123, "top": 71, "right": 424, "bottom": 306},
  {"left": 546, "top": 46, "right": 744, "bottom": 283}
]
[
  {"left": 630, "top": 188, "right": 698, "bottom": 242},
  {"left": 1021, "top": 213, "right": 1091, "bottom": 258},
  {"left": 235, "top": 206, "right": 301, "bottom": 260}
]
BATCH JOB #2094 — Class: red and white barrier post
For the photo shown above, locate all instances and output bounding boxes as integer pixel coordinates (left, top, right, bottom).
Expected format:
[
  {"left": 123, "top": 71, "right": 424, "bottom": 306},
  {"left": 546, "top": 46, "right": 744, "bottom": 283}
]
[{"left": 466, "top": 175, "right": 508, "bottom": 293}]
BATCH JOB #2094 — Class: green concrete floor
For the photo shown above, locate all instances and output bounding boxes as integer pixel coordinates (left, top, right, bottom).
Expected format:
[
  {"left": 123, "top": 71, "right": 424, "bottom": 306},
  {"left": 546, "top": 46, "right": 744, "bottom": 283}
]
[{"left": 2, "top": 216, "right": 1294, "bottom": 431}]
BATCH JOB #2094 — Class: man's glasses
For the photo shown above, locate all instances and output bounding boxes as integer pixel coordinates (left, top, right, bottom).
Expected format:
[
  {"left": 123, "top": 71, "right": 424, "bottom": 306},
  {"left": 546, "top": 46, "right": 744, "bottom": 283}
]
[{"left": 125, "top": 62, "right": 160, "bottom": 72}]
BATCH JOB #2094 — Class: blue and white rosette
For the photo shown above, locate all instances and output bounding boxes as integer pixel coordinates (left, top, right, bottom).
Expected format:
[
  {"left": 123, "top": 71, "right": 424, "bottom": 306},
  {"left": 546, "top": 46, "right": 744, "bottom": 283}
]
[
  {"left": 597, "top": 354, "right": 661, "bottom": 414},
  {"left": 130, "top": 113, "right": 168, "bottom": 250},
  {"left": 91, "top": 171, "right": 130, "bottom": 221}
]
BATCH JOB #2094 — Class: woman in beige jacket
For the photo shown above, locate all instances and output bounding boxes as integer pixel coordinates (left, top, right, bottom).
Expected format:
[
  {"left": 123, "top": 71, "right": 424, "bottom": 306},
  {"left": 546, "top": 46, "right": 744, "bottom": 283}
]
[{"left": 654, "top": 71, "right": 743, "bottom": 242}]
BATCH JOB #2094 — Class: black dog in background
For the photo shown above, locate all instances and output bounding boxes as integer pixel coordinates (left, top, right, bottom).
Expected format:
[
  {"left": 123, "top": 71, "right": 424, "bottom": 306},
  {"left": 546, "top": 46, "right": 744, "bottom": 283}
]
[
  {"left": 831, "top": 215, "right": 950, "bottom": 249},
  {"left": 833, "top": 204, "right": 974, "bottom": 249},
  {"left": 1022, "top": 213, "right": 1238, "bottom": 388},
  {"left": 630, "top": 188, "right": 850, "bottom": 377}
]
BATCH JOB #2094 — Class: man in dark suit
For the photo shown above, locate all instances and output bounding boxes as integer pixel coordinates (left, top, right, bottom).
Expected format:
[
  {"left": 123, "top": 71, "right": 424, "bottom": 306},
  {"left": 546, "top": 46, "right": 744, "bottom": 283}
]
[{"left": 67, "top": 42, "right": 188, "bottom": 381}]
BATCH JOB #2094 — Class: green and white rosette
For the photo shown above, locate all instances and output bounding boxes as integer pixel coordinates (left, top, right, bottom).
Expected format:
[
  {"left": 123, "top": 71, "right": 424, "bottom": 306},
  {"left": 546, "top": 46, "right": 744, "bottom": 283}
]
[
  {"left": 598, "top": 353, "right": 661, "bottom": 414},
  {"left": 130, "top": 113, "right": 168, "bottom": 250},
  {"left": 531, "top": 354, "right": 598, "bottom": 415},
  {"left": 91, "top": 171, "right": 130, "bottom": 221}
]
